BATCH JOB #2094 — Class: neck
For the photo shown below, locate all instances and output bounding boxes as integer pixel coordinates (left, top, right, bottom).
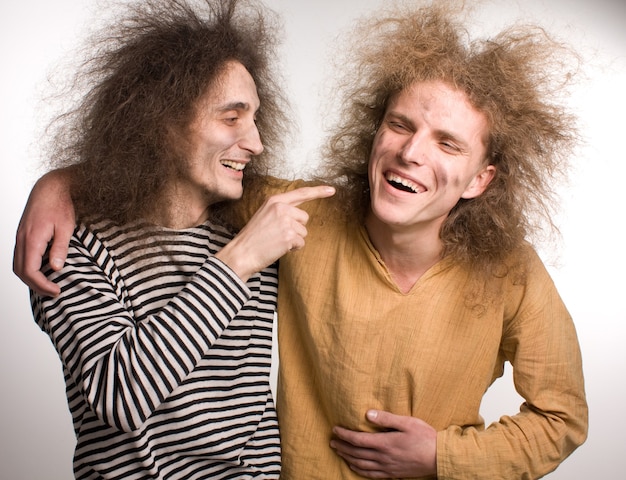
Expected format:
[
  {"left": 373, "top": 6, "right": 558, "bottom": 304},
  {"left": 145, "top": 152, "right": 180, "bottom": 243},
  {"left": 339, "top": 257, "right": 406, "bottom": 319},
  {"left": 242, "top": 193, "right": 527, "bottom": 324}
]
[
  {"left": 364, "top": 212, "right": 443, "bottom": 293},
  {"left": 148, "top": 186, "right": 211, "bottom": 229}
]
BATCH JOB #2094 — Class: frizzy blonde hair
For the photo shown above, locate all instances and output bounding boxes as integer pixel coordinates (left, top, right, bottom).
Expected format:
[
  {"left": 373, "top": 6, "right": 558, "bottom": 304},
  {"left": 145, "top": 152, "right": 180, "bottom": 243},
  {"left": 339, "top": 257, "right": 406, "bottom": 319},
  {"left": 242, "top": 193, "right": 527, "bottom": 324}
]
[{"left": 319, "top": 1, "right": 580, "bottom": 271}]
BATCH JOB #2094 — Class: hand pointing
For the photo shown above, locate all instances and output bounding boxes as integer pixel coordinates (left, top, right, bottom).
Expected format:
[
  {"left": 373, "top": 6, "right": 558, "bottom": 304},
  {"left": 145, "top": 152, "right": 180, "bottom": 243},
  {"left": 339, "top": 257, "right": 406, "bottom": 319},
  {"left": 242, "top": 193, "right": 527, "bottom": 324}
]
[{"left": 215, "top": 185, "right": 335, "bottom": 281}]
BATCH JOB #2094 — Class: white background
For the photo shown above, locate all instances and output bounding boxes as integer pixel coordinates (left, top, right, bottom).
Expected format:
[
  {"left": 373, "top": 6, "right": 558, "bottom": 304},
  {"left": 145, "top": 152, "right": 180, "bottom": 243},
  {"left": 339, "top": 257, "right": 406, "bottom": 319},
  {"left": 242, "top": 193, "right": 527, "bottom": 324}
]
[{"left": 1, "top": 0, "right": 624, "bottom": 478}]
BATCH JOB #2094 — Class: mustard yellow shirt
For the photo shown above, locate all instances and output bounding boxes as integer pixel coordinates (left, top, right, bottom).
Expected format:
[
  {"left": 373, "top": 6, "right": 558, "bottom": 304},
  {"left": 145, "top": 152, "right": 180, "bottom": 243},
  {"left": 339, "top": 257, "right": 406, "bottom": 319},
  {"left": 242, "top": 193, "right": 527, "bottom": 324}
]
[{"left": 259, "top": 180, "right": 587, "bottom": 479}]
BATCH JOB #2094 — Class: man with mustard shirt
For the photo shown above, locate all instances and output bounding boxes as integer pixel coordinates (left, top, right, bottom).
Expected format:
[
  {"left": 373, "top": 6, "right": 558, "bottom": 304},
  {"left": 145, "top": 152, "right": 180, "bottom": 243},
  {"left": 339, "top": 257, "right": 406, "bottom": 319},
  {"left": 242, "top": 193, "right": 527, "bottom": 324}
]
[{"left": 14, "top": 2, "right": 587, "bottom": 479}]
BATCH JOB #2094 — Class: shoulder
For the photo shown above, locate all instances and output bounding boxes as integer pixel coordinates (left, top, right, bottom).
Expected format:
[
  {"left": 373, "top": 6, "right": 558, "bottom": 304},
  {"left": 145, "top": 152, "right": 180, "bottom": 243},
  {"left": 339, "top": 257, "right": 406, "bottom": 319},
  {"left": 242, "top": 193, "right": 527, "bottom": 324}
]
[
  {"left": 499, "top": 242, "right": 566, "bottom": 320},
  {"left": 236, "top": 176, "right": 343, "bottom": 224},
  {"left": 501, "top": 242, "right": 552, "bottom": 285}
]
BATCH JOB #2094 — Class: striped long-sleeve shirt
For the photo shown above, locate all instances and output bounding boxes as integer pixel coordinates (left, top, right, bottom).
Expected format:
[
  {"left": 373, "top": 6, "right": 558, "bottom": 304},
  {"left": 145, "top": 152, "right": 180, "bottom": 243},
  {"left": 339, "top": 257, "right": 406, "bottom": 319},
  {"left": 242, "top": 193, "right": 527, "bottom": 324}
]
[{"left": 31, "top": 220, "right": 280, "bottom": 479}]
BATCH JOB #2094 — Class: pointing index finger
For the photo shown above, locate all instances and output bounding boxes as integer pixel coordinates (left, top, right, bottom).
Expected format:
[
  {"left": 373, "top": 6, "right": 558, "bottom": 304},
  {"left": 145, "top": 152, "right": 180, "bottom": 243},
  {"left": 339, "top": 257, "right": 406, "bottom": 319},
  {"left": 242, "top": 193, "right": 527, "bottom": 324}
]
[{"left": 280, "top": 185, "right": 336, "bottom": 207}]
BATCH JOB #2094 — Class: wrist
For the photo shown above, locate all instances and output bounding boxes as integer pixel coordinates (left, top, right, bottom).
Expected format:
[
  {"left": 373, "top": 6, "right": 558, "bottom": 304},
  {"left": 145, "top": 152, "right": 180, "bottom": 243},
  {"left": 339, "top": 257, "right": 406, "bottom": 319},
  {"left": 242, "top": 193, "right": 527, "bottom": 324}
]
[{"left": 215, "top": 240, "right": 254, "bottom": 283}]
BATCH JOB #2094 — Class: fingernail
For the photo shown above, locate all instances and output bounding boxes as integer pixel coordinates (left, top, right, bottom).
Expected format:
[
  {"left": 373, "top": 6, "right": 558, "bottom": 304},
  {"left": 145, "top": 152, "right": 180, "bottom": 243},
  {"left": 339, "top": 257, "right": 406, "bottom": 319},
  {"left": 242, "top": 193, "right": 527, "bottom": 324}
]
[{"left": 51, "top": 258, "right": 63, "bottom": 269}]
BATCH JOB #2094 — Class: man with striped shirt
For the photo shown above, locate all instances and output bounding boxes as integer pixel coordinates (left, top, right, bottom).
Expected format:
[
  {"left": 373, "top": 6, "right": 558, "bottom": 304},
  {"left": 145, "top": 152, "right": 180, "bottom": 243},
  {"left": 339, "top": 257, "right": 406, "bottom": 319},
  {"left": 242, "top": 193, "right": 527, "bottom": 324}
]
[{"left": 23, "top": 0, "right": 332, "bottom": 478}]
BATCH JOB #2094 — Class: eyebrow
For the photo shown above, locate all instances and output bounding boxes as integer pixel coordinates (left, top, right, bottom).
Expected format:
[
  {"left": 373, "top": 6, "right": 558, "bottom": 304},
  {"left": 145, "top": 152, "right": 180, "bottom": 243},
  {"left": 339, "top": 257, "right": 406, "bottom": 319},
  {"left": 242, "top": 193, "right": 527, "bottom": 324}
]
[{"left": 218, "top": 101, "right": 254, "bottom": 113}]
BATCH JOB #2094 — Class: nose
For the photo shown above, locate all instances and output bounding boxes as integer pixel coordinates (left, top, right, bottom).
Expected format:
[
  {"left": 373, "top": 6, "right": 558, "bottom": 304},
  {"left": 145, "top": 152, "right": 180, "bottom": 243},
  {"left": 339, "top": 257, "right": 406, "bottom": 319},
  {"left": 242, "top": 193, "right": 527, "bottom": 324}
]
[
  {"left": 399, "top": 133, "right": 425, "bottom": 165},
  {"left": 242, "top": 121, "right": 264, "bottom": 156}
]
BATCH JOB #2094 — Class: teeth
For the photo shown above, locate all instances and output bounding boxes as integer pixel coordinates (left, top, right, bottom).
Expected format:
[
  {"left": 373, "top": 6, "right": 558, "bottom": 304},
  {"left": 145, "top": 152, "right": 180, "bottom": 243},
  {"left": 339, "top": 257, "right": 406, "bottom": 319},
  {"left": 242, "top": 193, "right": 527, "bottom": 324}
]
[
  {"left": 221, "top": 160, "right": 246, "bottom": 171},
  {"left": 385, "top": 173, "right": 421, "bottom": 193}
]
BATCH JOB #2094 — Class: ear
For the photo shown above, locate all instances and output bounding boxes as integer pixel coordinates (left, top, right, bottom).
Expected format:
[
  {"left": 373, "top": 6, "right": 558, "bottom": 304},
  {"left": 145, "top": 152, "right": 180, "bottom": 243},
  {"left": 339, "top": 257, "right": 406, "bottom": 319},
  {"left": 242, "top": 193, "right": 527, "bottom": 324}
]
[{"left": 461, "top": 165, "right": 496, "bottom": 199}]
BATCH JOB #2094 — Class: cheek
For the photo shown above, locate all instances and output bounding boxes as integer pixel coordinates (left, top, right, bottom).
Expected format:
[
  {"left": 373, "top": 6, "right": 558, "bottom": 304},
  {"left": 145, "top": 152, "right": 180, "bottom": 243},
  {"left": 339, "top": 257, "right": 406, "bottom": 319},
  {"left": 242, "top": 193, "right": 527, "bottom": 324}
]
[
  {"left": 368, "top": 137, "right": 393, "bottom": 175},
  {"left": 433, "top": 163, "right": 450, "bottom": 188},
  {"left": 367, "top": 147, "right": 381, "bottom": 179},
  {"left": 434, "top": 162, "right": 475, "bottom": 191}
]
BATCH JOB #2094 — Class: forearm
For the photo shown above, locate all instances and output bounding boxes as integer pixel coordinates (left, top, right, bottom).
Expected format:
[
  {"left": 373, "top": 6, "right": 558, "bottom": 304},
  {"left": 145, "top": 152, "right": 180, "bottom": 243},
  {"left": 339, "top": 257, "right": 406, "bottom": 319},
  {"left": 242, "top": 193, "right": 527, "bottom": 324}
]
[
  {"left": 34, "top": 254, "right": 252, "bottom": 432},
  {"left": 437, "top": 400, "right": 587, "bottom": 479}
]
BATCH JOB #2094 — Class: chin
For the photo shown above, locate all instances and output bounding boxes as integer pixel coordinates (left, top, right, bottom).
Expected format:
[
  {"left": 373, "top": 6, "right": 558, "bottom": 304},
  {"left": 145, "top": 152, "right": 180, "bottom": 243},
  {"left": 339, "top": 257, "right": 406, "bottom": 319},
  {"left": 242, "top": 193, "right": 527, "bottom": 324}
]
[
  {"left": 370, "top": 201, "right": 407, "bottom": 227},
  {"left": 207, "top": 188, "right": 243, "bottom": 204},
  {"left": 224, "top": 184, "right": 244, "bottom": 201}
]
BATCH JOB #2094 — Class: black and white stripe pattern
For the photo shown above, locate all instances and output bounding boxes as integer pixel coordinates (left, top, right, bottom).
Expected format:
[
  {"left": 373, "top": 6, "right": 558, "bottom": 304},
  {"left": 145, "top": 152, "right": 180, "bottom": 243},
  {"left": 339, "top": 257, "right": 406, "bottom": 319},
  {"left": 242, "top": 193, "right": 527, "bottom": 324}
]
[{"left": 31, "top": 220, "right": 280, "bottom": 479}]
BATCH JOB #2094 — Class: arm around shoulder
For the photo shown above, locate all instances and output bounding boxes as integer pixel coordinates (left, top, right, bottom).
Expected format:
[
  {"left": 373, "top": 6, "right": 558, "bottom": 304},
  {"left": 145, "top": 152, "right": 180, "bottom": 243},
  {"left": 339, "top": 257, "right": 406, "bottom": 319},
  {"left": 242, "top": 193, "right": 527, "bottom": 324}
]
[{"left": 13, "top": 167, "right": 76, "bottom": 297}]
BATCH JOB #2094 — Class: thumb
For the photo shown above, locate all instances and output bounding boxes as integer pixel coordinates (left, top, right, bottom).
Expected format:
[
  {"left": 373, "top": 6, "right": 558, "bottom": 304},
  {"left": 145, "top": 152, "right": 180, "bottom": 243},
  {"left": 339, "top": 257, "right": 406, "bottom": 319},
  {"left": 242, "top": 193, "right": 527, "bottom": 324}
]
[
  {"left": 48, "top": 228, "right": 73, "bottom": 271},
  {"left": 366, "top": 409, "right": 405, "bottom": 431}
]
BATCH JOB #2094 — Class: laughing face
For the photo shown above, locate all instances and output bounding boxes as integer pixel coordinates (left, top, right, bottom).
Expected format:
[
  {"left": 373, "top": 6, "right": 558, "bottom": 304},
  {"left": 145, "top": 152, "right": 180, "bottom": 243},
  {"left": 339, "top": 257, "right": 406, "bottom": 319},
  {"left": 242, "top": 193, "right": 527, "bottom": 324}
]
[
  {"left": 172, "top": 60, "right": 263, "bottom": 221},
  {"left": 367, "top": 80, "right": 495, "bottom": 237}
]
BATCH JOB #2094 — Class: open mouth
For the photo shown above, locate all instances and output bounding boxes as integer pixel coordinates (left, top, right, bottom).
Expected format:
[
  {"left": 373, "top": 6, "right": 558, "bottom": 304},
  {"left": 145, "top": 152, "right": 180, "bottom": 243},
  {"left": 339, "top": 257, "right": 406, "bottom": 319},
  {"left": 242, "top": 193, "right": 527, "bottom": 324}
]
[
  {"left": 385, "top": 172, "right": 422, "bottom": 193},
  {"left": 221, "top": 160, "right": 246, "bottom": 172}
]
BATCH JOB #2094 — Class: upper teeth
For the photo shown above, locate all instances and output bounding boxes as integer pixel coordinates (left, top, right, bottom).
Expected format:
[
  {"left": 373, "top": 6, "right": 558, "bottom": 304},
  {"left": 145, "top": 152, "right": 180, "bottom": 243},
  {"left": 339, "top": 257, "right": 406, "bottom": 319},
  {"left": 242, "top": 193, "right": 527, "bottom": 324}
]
[
  {"left": 385, "top": 173, "right": 420, "bottom": 193},
  {"left": 221, "top": 160, "right": 246, "bottom": 171}
]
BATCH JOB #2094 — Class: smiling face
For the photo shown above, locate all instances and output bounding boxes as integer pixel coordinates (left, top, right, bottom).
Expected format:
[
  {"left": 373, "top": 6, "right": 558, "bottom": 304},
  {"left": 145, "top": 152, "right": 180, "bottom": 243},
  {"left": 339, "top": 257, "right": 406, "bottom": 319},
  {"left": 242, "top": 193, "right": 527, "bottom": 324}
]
[
  {"left": 367, "top": 80, "right": 495, "bottom": 238},
  {"left": 167, "top": 60, "right": 262, "bottom": 225}
]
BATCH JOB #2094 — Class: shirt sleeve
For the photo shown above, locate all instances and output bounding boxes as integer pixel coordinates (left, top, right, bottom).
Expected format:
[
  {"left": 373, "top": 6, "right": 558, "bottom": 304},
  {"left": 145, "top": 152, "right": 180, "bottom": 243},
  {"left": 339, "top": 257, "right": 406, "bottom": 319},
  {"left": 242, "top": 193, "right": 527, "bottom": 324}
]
[
  {"left": 436, "top": 250, "right": 588, "bottom": 479},
  {"left": 31, "top": 237, "right": 252, "bottom": 433}
]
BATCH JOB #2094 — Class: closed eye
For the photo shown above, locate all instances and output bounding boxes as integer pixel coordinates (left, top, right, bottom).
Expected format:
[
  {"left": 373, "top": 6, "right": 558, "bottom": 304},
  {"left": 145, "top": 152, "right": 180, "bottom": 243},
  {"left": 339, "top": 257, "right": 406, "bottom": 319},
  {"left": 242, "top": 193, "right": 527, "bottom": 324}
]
[
  {"left": 383, "top": 110, "right": 415, "bottom": 134},
  {"left": 440, "top": 141, "right": 461, "bottom": 153},
  {"left": 387, "top": 120, "right": 411, "bottom": 133},
  {"left": 435, "top": 131, "right": 469, "bottom": 155}
]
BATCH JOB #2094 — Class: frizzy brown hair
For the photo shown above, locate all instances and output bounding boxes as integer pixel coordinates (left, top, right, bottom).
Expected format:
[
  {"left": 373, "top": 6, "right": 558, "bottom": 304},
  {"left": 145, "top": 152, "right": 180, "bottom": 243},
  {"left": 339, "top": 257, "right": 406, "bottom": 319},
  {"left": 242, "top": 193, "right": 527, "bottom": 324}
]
[
  {"left": 45, "top": 0, "right": 288, "bottom": 228},
  {"left": 319, "top": 1, "right": 579, "bottom": 271}
]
